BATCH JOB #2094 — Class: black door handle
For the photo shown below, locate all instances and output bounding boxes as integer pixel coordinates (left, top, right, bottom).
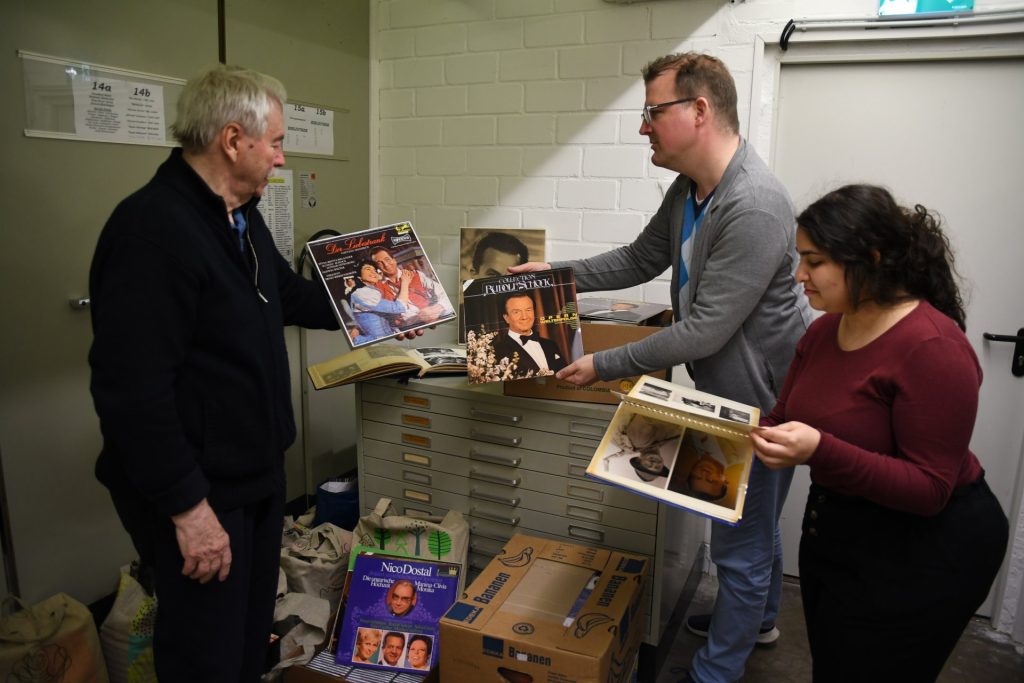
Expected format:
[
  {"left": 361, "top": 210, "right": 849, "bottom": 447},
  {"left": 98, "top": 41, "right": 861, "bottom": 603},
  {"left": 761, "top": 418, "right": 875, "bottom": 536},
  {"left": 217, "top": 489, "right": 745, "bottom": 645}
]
[
  {"left": 983, "top": 332, "right": 1024, "bottom": 343},
  {"left": 983, "top": 328, "right": 1024, "bottom": 377}
]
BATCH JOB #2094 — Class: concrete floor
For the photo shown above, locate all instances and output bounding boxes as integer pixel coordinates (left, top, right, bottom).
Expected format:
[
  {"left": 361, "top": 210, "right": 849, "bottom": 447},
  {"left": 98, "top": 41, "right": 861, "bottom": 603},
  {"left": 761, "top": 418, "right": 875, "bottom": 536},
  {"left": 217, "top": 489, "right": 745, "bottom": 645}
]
[{"left": 655, "top": 575, "right": 1024, "bottom": 683}]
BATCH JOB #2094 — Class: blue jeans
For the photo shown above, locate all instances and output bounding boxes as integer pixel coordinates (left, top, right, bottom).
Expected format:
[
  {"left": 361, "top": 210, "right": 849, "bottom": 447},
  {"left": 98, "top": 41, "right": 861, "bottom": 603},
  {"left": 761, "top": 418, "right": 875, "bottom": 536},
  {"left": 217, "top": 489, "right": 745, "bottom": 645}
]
[{"left": 691, "top": 459, "right": 794, "bottom": 683}]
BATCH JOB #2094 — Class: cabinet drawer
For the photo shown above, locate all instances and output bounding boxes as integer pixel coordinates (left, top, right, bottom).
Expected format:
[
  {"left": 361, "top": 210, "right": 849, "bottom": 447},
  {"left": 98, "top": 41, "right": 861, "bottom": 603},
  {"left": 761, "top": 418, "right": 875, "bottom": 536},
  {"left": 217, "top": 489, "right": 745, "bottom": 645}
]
[
  {"left": 362, "top": 473, "right": 655, "bottom": 555},
  {"left": 362, "top": 414, "right": 602, "bottom": 462},
  {"left": 362, "top": 383, "right": 611, "bottom": 439},
  {"left": 362, "top": 456, "right": 657, "bottom": 533},
  {"left": 362, "top": 438, "right": 657, "bottom": 514},
  {"left": 466, "top": 514, "right": 656, "bottom": 556}
]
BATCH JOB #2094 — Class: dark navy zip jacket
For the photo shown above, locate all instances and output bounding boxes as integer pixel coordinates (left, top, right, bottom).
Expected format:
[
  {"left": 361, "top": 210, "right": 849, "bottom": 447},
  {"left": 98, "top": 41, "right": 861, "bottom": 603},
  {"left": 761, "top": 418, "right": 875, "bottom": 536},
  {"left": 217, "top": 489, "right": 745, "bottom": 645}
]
[{"left": 89, "top": 149, "right": 338, "bottom": 517}]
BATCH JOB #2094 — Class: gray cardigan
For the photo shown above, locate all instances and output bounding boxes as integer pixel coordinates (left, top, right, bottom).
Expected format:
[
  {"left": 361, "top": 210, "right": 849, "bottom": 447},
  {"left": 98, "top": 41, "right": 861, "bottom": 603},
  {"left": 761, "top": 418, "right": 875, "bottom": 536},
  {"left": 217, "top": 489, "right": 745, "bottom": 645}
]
[{"left": 554, "top": 139, "right": 813, "bottom": 412}]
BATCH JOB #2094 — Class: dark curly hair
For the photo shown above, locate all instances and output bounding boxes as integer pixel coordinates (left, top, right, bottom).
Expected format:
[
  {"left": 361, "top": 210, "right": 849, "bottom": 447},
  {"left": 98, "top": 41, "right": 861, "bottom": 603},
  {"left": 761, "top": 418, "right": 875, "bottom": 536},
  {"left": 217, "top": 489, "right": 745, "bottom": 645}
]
[{"left": 797, "top": 184, "right": 966, "bottom": 330}]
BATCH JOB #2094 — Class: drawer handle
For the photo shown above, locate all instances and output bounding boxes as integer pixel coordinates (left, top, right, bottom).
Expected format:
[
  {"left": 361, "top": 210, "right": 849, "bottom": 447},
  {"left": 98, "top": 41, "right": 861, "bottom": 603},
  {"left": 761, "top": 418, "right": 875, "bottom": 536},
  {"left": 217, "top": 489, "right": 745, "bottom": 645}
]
[
  {"left": 470, "top": 428, "right": 521, "bottom": 447},
  {"left": 402, "top": 395, "right": 430, "bottom": 408},
  {"left": 470, "top": 408, "right": 522, "bottom": 424},
  {"left": 469, "top": 448, "right": 521, "bottom": 467},
  {"left": 567, "top": 484, "right": 604, "bottom": 503},
  {"left": 470, "top": 487, "right": 520, "bottom": 507},
  {"left": 402, "top": 433, "right": 431, "bottom": 448},
  {"left": 402, "top": 470, "right": 431, "bottom": 485},
  {"left": 470, "top": 537, "right": 505, "bottom": 555},
  {"left": 402, "top": 452, "right": 431, "bottom": 467},
  {"left": 566, "top": 505, "right": 602, "bottom": 523},
  {"left": 472, "top": 507, "right": 519, "bottom": 526},
  {"left": 404, "top": 489, "right": 432, "bottom": 503},
  {"left": 568, "top": 441, "right": 596, "bottom": 457},
  {"left": 568, "top": 525, "right": 604, "bottom": 543},
  {"left": 402, "top": 414, "right": 431, "bottom": 428},
  {"left": 568, "top": 463, "right": 587, "bottom": 478},
  {"left": 469, "top": 524, "right": 512, "bottom": 543},
  {"left": 403, "top": 506, "right": 434, "bottom": 518},
  {"left": 469, "top": 469, "right": 520, "bottom": 487},
  {"left": 568, "top": 420, "right": 606, "bottom": 438}
]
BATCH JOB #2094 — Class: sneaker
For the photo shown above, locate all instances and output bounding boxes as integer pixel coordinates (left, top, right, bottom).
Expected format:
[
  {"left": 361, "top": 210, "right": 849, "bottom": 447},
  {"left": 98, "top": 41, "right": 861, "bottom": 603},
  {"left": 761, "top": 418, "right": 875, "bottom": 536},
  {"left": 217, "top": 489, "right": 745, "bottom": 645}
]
[{"left": 685, "top": 613, "right": 780, "bottom": 645}]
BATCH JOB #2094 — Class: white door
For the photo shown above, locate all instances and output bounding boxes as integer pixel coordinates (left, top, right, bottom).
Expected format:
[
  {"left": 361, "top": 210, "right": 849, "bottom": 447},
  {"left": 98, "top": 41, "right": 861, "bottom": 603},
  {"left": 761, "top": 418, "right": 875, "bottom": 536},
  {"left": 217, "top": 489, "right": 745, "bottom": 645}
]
[{"left": 771, "top": 56, "right": 1024, "bottom": 620}]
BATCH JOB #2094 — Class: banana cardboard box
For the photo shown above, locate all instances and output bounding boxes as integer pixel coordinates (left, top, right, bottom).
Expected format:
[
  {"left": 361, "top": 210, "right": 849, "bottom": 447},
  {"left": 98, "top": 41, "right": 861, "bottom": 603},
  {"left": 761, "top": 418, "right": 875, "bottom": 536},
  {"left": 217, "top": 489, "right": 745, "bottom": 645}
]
[{"left": 439, "top": 534, "right": 648, "bottom": 683}]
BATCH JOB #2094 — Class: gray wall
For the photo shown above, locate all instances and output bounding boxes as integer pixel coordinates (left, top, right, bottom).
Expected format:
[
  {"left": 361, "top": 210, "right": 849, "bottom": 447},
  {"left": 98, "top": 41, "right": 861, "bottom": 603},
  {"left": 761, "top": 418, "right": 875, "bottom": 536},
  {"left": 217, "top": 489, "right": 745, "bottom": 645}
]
[{"left": 0, "top": 0, "right": 368, "bottom": 605}]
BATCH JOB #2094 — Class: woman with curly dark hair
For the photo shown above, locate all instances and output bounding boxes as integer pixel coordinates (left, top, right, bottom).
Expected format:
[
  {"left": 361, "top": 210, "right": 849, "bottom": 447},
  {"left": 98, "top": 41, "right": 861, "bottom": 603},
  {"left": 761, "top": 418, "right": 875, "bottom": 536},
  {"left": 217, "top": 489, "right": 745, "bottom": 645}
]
[{"left": 751, "top": 184, "right": 1008, "bottom": 682}]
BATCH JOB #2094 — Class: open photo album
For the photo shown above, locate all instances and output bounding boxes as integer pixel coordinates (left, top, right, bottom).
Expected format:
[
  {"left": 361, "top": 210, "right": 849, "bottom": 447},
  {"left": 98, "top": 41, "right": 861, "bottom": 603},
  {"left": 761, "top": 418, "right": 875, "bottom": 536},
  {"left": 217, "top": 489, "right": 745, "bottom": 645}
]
[
  {"left": 586, "top": 375, "right": 759, "bottom": 525},
  {"left": 307, "top": 344, "right": 466, "bottom": 390}
]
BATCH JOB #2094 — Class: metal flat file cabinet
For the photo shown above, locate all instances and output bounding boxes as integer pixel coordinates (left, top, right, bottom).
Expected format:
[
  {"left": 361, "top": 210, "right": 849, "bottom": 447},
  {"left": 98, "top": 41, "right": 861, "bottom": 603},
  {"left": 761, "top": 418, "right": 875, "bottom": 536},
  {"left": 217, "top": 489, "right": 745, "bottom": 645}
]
[{"left": 355, "top": 376, "right": 704, "bottom": 645}]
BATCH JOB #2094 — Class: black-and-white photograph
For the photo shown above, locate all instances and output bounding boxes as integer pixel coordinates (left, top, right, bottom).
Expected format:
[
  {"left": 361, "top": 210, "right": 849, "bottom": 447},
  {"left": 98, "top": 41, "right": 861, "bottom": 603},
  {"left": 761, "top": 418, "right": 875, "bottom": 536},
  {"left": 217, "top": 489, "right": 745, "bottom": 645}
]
[
  {"left": 638, "top": 383, "right": 672, "bottom": 401},
  {"left": 719, "top": 405, "right": 752, "bottom": 424},
  {"left": 681, "top": 396, "right": 716, "bottom": 413}
]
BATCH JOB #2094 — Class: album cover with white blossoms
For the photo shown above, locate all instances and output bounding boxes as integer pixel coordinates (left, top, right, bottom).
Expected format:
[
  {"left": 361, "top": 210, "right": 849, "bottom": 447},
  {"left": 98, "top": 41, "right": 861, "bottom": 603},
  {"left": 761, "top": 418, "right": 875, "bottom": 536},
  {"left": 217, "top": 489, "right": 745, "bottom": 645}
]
[{"left": 462, "top": 267, "right": 582, "bottom": 384}]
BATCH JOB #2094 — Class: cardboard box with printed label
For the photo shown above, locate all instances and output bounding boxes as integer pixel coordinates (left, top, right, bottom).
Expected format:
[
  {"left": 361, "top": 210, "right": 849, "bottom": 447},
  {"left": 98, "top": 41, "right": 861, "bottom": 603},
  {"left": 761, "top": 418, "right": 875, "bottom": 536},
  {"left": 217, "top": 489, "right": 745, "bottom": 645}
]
[
  {"left": 503, "top": 311, "right": 673, "bottom": 404},
  {"left": 439, "top": 534, "right": 649, "bottom": 683}
]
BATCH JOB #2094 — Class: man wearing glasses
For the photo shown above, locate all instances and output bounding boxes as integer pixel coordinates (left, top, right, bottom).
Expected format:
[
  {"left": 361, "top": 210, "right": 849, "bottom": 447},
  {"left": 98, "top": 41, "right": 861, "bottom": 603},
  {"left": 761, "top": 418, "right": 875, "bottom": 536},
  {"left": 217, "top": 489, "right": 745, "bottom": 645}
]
[{"left": 510, "top": 53, "right": 812, "bottom": 683}]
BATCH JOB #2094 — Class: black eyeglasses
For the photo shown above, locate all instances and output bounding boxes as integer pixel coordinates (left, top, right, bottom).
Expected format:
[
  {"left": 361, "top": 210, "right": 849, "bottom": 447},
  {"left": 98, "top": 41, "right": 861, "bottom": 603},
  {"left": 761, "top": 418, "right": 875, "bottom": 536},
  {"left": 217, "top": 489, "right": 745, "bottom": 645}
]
[{"left": 641, "top": 97, "right": 696, "bottom": 126}]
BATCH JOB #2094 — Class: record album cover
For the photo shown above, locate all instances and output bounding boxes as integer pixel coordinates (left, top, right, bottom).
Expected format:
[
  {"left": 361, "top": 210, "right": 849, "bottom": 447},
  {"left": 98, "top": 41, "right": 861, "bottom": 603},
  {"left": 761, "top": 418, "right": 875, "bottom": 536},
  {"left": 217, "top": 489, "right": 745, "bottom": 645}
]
[
  {"left": 462, "top": 267, "right": 582, "bottom": 384},
  {"left": 306, "top": 221, "right": 455, "bottom": 348}
]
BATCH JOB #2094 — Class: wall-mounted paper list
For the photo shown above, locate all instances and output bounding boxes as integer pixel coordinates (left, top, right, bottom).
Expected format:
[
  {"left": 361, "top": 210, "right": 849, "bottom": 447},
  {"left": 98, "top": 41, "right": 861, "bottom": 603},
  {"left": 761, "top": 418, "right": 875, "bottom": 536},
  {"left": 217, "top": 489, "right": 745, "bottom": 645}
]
[
  {"left": 284, "top": 103, "right": 334, "bottom": 156},
  {"left": 72, "top": 77, "right": 166, "bottom": 143}
]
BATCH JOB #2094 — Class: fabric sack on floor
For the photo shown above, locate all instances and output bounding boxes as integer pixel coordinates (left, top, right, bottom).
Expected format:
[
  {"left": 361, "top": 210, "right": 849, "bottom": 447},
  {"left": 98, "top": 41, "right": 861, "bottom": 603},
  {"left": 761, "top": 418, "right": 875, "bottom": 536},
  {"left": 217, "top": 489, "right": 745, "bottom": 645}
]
[
  {"left": 281, "top": 512, "right": 353, "bottom": 615},
  {"left": 0, "top": 592, "right": 109, "bottom": 683},
  {"left": 99, "top": 564, "right": 157, "bottom": 683},
  {"left": 352, "top": 497, "right": 469, "bottom": 591}
]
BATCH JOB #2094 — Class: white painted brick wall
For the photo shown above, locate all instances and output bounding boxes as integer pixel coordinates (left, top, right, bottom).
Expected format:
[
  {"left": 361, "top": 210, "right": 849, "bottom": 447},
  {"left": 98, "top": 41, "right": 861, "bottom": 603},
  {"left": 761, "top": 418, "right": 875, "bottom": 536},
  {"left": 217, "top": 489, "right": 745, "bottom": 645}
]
[
  {"left": 372, "top": 0, "right": 1008, "bottom": 314},
  {"left": 585, "top": 7, "right": 650, "bottom": 45},
  {"left": 467, "top": 83, "right": 523, "bottom": 113},
  {"left": 582, "top": 211, "right": 645, "bottom": 243},
  {"left": 442, "top": 116, "right": 495, "bottom": 146},
  {"left": 556, "top": 179, "right": 617, "bottom": 210},
  {"left": 468, "top": 147, "right": 523, "bottom": 176},
  {"left": 416, "top": 148, "right": 466, "bottom": 176},
  {"left": 445, "top": 53, "right": 498, "bottom": 84},
  {"left": 468, "top": 20, "right": 524, "bottom": 52},
  {"left": 497, "top": 115, "right": 555, "bottom": 145},
  {"left": 525, "top": 80, "right": 584, "bottom": 112},
  {"left": 500, "top": 49, "right": 558, "bottom": 81},
  {"left": 559, "top": 44, "right": 621, "bottom": 79},
  {"left": 416, "top": 86, "right": 467, "bottom": 116},
  {"left": 583, "top": 147, "right": 645, "bottom": 179},
  {"left": 525, "top": 14, "right": 585, "bottom": 47},
  {"left": 414, "top": 24, "right": 467, "bottom": 56},
  {"left": 379, "top": 89, "right": 414, "bottom": 118}
]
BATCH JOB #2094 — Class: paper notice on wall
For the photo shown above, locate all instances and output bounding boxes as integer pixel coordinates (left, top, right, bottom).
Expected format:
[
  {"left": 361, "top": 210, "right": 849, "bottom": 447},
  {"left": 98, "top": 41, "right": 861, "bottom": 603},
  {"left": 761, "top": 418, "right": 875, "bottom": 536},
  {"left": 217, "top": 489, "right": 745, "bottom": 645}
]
[
  {"left": 284, "top": 104, "right": 334, "bottom": 156},
  {"left": 257, "top": 169, "right": 295, "bottom": 266},
  {"left": 72, "top": 77, "right": 166, "bottom": 143},
  {"left": 299, "top": 171, "right": 318, "bottom": 209}
]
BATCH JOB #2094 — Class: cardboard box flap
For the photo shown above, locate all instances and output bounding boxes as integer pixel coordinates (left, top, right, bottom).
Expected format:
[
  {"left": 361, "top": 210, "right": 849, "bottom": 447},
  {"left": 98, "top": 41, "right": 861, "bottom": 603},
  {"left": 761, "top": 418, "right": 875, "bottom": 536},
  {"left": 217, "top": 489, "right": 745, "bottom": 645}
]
[
  {"left": 558, "top": 552, "right": 648, "bottom": 657},
  {"left": 441, "top": 537, "right": 613, "bottom": 633},
  {"left": 441, "top": 535, "right": 546, "bottom": 632},
  {"left": 534, "top": 538, "right": 611, "bottom": 570}
]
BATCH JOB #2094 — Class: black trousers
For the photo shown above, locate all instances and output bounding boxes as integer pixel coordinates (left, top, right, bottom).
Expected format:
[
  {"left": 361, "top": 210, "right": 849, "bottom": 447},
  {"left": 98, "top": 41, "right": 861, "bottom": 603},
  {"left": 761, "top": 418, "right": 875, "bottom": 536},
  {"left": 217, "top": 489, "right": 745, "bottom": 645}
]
[
  {"left": 110, "top": 483, "right": 285, "bottom": 683},
  {"left": 798, "top": 477, "right": 1008, "bottom": 683}
]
